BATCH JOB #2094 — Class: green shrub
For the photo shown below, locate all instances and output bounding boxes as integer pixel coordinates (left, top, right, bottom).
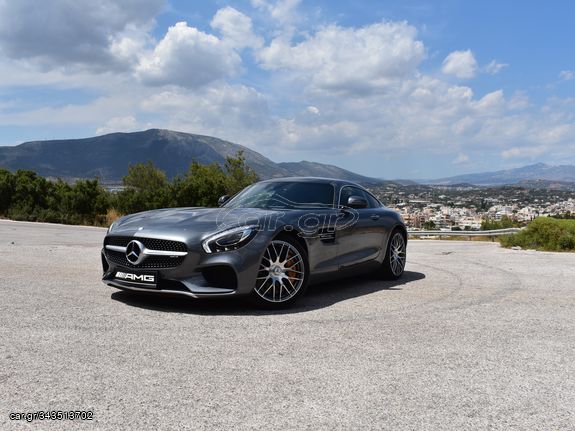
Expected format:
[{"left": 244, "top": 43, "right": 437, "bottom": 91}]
[
  {"left": 0, "top": 151, "right": 258, "bottom": 226},
  {"left": 481, "top": 215, "right": 523, "bottom": 230},
  {"left": 500, "top": 217, "right": 575, "bottom": 251},
  {"left": 0, "top": 168, "right": 15, "bottom": 214}
]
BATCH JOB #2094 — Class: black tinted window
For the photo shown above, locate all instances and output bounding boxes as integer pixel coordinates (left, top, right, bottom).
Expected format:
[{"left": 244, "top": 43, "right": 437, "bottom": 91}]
[
  {"left": 340, "top": 186, "right": 372, "bottom": 208},
  {"left": 225, "top": 182, "right": 334, "bottom": 209},
  {"left": 365, "top": 192, "right": 381, "bottom": 208}
]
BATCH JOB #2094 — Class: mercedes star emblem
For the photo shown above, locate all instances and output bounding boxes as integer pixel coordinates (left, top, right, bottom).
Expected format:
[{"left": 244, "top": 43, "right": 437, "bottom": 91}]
[{"left": 126, "top": 240, "right": 145, "bottom": 265}]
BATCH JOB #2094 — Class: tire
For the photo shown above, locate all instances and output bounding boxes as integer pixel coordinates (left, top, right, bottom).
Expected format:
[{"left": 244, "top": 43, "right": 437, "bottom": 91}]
[
  {"left": 377, "top": 229, "right": 407, "bottom": 280},
  {"left": 250, "top": 235, "right": 309, "bottom": 309}
]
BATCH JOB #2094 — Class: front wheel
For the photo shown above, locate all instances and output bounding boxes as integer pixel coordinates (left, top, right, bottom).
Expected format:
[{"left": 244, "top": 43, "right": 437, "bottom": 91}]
[
  {"left": 250, "top": 237, "right": 309, "bottom": 309},
  {"left": 377, "top": 230, "right": 407, "bottom": 280}
]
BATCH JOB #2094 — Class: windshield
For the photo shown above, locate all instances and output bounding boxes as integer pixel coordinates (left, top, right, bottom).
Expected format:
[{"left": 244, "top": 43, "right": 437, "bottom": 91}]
[{"left": 223, "top": 181, "right": 335, "bottom": 209}]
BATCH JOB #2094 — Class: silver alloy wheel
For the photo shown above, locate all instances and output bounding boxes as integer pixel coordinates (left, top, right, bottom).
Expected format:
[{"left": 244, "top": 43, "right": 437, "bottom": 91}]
[
  {"left": 255, "top": 240, "right": 305, "bottom": 303},
  {"left": 389, "top": 233, "right": 406, "bottom": 276}
]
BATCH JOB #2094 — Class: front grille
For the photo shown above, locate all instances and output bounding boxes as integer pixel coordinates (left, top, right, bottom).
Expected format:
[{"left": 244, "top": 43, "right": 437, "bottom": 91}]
[
  {"left": 105, "top": 250, "right": 186, "bottom": 269},
  {"left": 105, "top": 236, "right": 187, "bottom": 252},
  {"left": 104, "top": 236, "right": 187, "bottom": 269}
]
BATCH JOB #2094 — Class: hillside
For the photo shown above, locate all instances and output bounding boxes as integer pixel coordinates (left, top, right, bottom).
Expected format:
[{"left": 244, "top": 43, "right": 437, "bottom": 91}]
[
  {"left": 0, "top": 129, "right": 392, "bottom": 184},
  {"left": 0, "top": 129, "right": 291, "bottom": 181},
  {"left": 426, "top": 163, "right": 575, "bottom": 186},
  {"left": 277, "top": 161, "right": 382, "bottom": 184}
]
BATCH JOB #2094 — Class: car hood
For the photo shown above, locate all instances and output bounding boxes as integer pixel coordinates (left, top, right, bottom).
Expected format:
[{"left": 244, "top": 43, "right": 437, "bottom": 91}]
[{"left": 110, "top": 207, "right": 282, "bottom": 240}]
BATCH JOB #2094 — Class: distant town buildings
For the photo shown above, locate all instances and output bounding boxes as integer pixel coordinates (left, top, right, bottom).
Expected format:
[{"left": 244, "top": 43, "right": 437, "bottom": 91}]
[{"left": 367, "top": 183, "right": 575, "bottom": 230}]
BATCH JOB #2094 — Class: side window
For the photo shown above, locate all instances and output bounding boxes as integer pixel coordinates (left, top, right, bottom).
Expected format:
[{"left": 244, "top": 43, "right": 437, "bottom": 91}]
[
  {"left": 339, "top": 186, "right": 353, "bottom": 207},
  {"left": 339, "top": 186, "right": 373, "bottom": 208},
  {"left": 365, "top": 192, "right": 381, "bottom": 208}
]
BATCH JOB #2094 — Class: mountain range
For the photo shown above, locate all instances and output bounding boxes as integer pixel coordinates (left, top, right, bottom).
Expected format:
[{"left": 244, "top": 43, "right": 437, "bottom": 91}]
[
  {"left": 423, "top": 162, "right": 575, "bottom": 186},
  {"left": 0, "top": 129, "right": 574, "bottom": 188},
  {"left": 0, "top": 129, "right": 381, "bottom": 184}
]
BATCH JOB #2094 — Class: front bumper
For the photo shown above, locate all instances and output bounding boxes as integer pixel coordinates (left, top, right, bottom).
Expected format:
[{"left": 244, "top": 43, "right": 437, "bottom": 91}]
[
  {"left": 101, "top": 232, "right": 268, "bottom": 298},
  {"left": 103, "top": 270, "right": 237, "bottom": 298}
]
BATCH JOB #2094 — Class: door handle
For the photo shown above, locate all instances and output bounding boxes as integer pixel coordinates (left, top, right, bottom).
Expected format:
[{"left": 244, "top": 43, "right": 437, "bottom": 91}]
[{"left": 371, "top": 214, "right": 380, "bottom": 221}]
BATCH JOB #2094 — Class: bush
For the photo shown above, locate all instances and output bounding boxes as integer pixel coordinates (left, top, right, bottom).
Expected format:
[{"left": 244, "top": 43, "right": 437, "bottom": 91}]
[
  {"left": 0, "top": 151, "right": 258, "bottom": 226},
  {"left": 224, "top": 150, "right": 258, "bottom": 195},
  {"left": 0, "top": 169, "right": 111, "bottom": 225},
  {"left": 481, "top": 215, "right": 523, "bottom": 230},
  {"left": 0, "top": 168, "right": 15, "bottom": 214},
  {"left": 171, "top": 150, "right": 258, "bottom": 208},
  {"left": 500, "top": 217, "right": 575, "bottom": 251},
  {"left": 113, "top": 162, "right": 171, "bottom": 214},
  {"left": 172, "top": 162, "right": 227, "bottom": 208}
]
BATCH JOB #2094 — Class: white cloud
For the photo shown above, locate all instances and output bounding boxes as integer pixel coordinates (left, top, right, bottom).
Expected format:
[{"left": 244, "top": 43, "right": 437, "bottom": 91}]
[
  {"left": 109, "top": 24, "right": 154, "bottom": 65},
  {"left": 275, "top": 118, "right": 360, "bottom": 151},
  {"left": 96, "top": 115, "right": 139, "bottom": 135},
  {"left": 441, "top": 50, "right": 478, "bottom": 79},
  {"left": 1, "top": 4, "right": 575, "bottom": 174},
  {"left": 238, "top": 75, "right": 482, "bottom": 156},
  {"left": 508, "top": 91, "right": 530, "bottom": 110},
  {"left": 453, "top": 153, "right": 469, "bottom": 164},
  {"left": 136, "top": 22, "right": 241, "bottom": 88},
  {"left": 138, "top": 83, "right": 274, "bottom": 148},
  {"left": 535, "top": 124, "right": 573, "bottom": 145},
  {"left": 251, "top": 0, "right": 302, "bottom": 26},
  {"left": 484, "top": 59, "right": 508, "bottom": 75},
  {"left": 559, "top": 70, "right": 574, "bottom": 81},
  {"left": 501, "top": 146, "right": 547, "bottom": 159},
  {"left": 258, "top": 21, "right": 425, "bottom": 94},
  {"left": 473, "top": 90, "right": 505, "bottom": 112},
  {"left": 0, "top": 94, "right": 139, "bottom": 126},
  {"left": 211, "top": 7, "right": 263, "bottom": 50},
  {"left": 0, "top": 0, "right": 164, "bottom": 71},
  {"left": 306, "top": 106, "right": 320, "bottom": 115}
]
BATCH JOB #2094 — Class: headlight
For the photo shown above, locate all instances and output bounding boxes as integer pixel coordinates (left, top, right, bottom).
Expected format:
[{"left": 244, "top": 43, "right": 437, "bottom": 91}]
[
  {"left": 107, "top": 222, "right": 115, "bottom": 234},
  {"left": 202, "top": 225, "right": 258, "bottom": 253}
]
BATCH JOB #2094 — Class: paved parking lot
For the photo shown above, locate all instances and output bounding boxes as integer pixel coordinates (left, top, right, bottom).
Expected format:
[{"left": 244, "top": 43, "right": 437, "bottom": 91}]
[{"left": 1, "top": 220, "right": 574, "bottom": 430}]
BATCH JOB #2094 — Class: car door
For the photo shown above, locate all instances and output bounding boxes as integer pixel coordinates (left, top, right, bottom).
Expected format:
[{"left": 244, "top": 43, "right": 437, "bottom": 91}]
[
  {"left": 336, "top": 186, "right": 387, "bottom": 269},
  {"left": 277, "top": 181, "right": 342, "bottom": 275}
]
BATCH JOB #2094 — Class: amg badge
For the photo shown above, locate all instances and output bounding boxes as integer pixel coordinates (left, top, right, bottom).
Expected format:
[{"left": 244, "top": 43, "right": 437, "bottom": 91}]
[{"left": 115, "top": 271, "right": 155, "bottom": 283}]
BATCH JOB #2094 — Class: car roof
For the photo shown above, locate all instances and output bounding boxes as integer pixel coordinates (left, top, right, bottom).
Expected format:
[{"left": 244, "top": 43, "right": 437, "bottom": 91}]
[{"left": 257, "top": 176, "right": 364, "bottom": 188}]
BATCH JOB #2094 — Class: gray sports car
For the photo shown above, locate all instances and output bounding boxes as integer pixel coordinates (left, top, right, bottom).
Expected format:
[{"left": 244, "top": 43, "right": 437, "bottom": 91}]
[{"left": 102, "top": 177, "right": 407, "bottom": 308}]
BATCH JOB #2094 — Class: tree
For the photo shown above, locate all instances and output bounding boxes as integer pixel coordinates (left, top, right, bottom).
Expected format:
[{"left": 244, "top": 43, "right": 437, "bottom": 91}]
[
  {"left": 174, "top": 162, "right": 227, "bottom": 207},
  {"left": 69, "top": 179, "right": 109, "bottom": 223},
  {"left": 224, "top": 150, "right": 258, "bottom": 195},
  {"left": 45, "top": 179, "right": 74, "bottom": 223},
  {"left": 116, "top": 162, "right": 171, "bottom": 214},
  {"left": 8, "top": 170, "right": 51, "bottom": 221},
  {"left": 123, "top": 161, "right": 168, "bottom": 192},
  {"left": 0, "top": 169, "right": 14, "bottom": 214},
  {"left": 481, "top": 215, "right": 521, "bottom": 230},
  {"left": 172, "top": 151, "right": 258, "bottom": 208},
  {"left": 423, "top": 220, "right": 437, "bottom": 230}
]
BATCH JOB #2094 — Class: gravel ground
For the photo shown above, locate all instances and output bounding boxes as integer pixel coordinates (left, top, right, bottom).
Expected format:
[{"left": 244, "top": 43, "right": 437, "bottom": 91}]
[{"left": 1, "top": 220, "right": 574, "bottom": 430}]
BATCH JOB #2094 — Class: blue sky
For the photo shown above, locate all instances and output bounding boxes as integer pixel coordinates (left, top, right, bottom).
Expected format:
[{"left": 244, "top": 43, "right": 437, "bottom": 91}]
[{"left": 0, "top": 0, "right": 574, "bottom": 179}]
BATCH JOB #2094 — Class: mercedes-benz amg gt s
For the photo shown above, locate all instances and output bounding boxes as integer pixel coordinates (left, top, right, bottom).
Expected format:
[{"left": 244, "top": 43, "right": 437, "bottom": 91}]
[{"left": 102, "top": 177, "right": 407, "bottom": 308}]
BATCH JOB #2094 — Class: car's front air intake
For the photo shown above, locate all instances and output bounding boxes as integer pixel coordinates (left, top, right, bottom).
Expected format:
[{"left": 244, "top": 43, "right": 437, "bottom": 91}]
[{"left": 104, "top": 236, "right": 187, "bottom": 269}]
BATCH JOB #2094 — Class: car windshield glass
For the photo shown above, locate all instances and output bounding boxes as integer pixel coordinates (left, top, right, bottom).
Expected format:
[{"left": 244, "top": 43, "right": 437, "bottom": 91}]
[{"left": 223, "top": 182, "right": 335, "bottom": 209}]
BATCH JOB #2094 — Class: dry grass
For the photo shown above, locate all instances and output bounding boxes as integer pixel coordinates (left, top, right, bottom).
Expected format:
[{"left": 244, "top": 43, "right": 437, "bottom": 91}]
[
  {"left": 93, "top": 208, "right": 122, "bottom": 228},
  {"left": 105, "top": 208, "right": 122, "bottom": 225}
]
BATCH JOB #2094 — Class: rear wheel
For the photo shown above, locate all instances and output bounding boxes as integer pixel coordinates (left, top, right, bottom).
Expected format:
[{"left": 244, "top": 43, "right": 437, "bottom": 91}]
[
  {"left": 378, "top": 230, "right": 406, "bottom": 280},
  {"left": 251, "top": 237, "right": 309, "bottom": 308}
]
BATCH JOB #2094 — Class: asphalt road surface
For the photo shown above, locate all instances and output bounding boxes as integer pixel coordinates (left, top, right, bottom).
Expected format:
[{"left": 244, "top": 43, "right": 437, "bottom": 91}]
[{"left": 1, "top": 220, "right": 574, "bottom": 430}]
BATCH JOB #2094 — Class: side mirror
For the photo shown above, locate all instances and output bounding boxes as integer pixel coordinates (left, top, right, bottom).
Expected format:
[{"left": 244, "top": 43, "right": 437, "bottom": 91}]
[
  {"left": 346, "top": 195, "right": 368, "bottom": 209},
  {"left": 218, "top": 195, "right": 230, "bottom": 206}
]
